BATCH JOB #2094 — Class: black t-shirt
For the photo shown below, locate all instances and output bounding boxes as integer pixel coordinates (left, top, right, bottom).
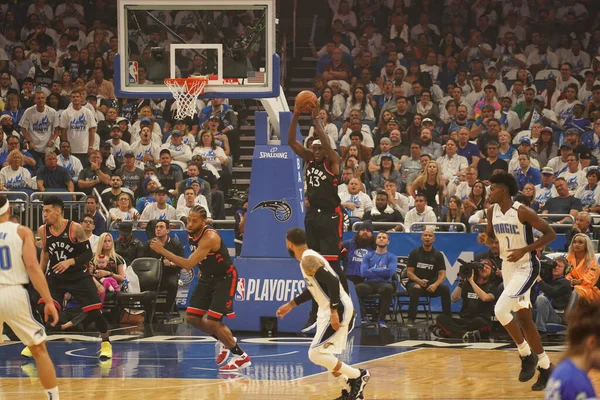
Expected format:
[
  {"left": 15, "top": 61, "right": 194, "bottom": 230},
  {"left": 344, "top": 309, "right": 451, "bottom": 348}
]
[
  {"left": 78, "top": 166, "right": 111, "bottom": 195},
  {"left": 460, "top": 280, "right": 498, "bottom": 320},
  {"left": 477, "top": 157, "right": 508, "bottom": 181},
  {"left": 543, "top": 196, "right": 583, "bottom": 216},
  {"left": 407, "top": 246, "right": 446, "bottom": 283}
]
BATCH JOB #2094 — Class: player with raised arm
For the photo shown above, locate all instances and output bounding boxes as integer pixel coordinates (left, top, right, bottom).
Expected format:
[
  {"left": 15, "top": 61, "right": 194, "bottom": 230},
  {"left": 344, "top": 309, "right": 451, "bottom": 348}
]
[
  {"left": 288, "top": 103, "right": 349, "bottom": 332},
  {"left": 477, "top": 171, "right": 557, "bottom": 390},
  {"left": 150, "top": 205, "right": 250, "bottom": 372},
  {"left": 277, "top": 228, "right": 369, "bottom": 400},
  {"left": 21, "top": 195, "right": 112, "bottom": 360},
  {"left": 0, "top": 194, "right": 60, "bottom": 399}
]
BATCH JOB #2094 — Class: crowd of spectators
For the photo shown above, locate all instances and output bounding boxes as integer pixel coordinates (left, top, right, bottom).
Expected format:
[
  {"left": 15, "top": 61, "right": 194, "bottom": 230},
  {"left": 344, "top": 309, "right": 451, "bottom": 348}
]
[
  {"left": 0, "top": 0, "right": 260, "bottom": 230},
  {"left": 307, "top": 0, "right": 600, "bottom": 235}
]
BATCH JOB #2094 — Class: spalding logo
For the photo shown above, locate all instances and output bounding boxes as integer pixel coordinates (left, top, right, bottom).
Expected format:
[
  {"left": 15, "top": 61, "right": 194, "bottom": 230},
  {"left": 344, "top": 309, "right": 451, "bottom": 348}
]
[{"left": 251, "top": 200, "right": 292, "bottom": 222}]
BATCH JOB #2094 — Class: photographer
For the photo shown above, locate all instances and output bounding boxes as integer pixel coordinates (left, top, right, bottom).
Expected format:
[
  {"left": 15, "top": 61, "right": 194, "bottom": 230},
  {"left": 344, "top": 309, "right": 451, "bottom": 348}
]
[
  {"left": 433, "top": 259, "right": 498, "bottom": 341},
  {"left": 533, "top": 256, "right": 573, "bottom": 334},
  {"left": 475, "top": 237, "right": 503, "bottom": 286}
]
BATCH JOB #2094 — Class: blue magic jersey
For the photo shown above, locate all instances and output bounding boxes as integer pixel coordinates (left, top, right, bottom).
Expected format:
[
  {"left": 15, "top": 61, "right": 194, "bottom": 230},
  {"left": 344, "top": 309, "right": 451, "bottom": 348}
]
[{"left": 545, "top": 359, "right": 597, "bottom": 400}]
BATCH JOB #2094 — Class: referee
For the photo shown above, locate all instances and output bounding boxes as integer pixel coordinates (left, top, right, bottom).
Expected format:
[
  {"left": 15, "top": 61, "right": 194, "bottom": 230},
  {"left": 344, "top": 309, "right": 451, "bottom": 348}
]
[{"left": 288, "top": 107, "right": 348, "bottom": 331}]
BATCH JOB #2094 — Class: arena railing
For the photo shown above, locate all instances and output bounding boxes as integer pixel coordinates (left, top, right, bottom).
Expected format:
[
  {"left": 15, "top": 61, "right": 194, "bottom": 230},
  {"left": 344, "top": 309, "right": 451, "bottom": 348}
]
[
  {"left": 352, "top": 222, "right": 405, "bottom": 232},
  {"left": 211, "top": 220, "right": 235, "bottom": 229},
  {"left": 30, "top": 192, "right": 88, "bottom": 229},
  {"left": 108, "top": 220, "right": 186, "bottom": 231},
  {"left": 408, "top": 222, "right": 467, "bottom": 232},
  {"left": 1, "top": 191, "right": 30, "bottom": 227},
  {"left": 93, "top": 188, "right": 110, "bottom": 232}
]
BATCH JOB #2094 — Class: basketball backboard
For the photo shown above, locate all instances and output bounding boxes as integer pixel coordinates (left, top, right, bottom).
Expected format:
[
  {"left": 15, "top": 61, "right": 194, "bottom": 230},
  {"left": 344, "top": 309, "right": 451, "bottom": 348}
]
[{"left": 115, "top": 0, "right": 279, "bottom": 99}]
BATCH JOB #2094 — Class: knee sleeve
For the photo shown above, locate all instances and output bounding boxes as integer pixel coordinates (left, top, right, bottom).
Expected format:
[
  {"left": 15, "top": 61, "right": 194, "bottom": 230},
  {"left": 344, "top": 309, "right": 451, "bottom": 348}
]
[
  {"left": 308, "top": 347, "right": 339, "bottom": 370},
  {"left": 87, "top": 309, "right": 108, "bottom": 333},
  {"left": 494, "top": 292, "right": 517, "bottom": 326}
]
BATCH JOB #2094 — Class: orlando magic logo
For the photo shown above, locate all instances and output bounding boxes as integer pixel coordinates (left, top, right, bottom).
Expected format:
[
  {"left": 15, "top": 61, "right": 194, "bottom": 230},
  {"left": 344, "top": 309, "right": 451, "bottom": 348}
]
[{"left": 251, "top": 199, "right": 292, "bottom": 222}]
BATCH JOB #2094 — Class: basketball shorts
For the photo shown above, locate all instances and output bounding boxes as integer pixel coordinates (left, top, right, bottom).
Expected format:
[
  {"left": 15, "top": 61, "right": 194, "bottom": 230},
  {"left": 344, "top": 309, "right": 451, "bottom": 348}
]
[
  {"left": 38, "top": 275, "right": 102, "bottom": 313},
  {"left": 501, "top": 258, "right": 540, "bottom": 311},
  {"left": 0, "top": 285, "right": 47, "bottom": 347},
  {"left": 305, "top": 206, "right": 343, "bottom": 258},
  {"left": 310, "top": 299, "right": 354, "bottom": 354},
  {"left": 186, "top": 266, "right": 237, "bottom": 321}
]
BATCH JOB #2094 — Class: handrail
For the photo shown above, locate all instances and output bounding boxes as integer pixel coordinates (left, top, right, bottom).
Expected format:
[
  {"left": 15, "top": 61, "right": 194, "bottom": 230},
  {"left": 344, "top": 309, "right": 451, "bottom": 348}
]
[
  {"left": 539, "top": 214, "right": 575, "bottom": 223},
  {"left": 30, "top": 191, "right": 88, "bottom": 231},
  {"left": 352, "top": 222, "right": 404, "bottom": 232},
  {"left": 281, "top": 32, "right": 287, "bottom": 87},
  {"left": 93, "top": 188, "right": 110, "bottom": 231},
  {"left": 109, "top": 220, "right": 186, "bottom": 231},
  {"left": 292, "top": 0, "right": 297, "bottom": 58},
  {"left": 408, "top": 222, "right": 467, "bottom": 232}
]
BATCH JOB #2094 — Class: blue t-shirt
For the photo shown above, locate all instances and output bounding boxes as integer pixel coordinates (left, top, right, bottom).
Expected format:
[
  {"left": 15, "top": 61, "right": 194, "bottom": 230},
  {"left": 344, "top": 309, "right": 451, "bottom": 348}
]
[
  {"left": 342, "top": 239, "right": 373, "bottom": 277},
  {"left": 545, "top": 359, "right": 597, "bottom": 400}
]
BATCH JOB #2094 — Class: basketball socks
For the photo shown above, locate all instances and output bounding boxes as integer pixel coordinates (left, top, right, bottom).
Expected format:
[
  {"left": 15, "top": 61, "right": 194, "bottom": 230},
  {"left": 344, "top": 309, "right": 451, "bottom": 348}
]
[
  {"left": 229, "top": 344, "right": 244, "bottom": 356},
  {"left": 537, "top": 352, "right": 550, "bottom": 369},
  {"left": 337, "top": 363, "right": 360, "bottom": 379},
  {"left": 46, "top": 386, "right": 59, "bottom": 399},
  {"left": 334, "top": 374, "right": 350, "bottom": 391},
  {"left": 517, "top": 340, "right": 531, "bottom": 357}
]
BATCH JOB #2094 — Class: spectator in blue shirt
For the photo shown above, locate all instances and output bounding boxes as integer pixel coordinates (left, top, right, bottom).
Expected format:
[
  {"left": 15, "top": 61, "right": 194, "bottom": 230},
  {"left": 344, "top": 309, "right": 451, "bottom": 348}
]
[
  {"left": 341, "top": 220, "right": 377, "bottom": 285},
  {"left": 514, "top": 152, "right": 541, "bottom": 191},
  {"left": 544, "top": 301, "right": 600, "bottom": 400},
  {"left": 355, "top": 231, "right": 397, "bottom": 328}
]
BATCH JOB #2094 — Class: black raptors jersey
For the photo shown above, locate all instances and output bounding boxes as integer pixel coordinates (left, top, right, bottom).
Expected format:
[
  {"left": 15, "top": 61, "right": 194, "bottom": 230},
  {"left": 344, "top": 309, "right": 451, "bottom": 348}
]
[
  {"left": 189, "top": 227, "right": 233, "bottom": 276},
  {"left": 44, "top": 220, "right": 88, "bottom": 279},
  {"left": 305, "top": 160, "right": 340, "bottom": 210}
]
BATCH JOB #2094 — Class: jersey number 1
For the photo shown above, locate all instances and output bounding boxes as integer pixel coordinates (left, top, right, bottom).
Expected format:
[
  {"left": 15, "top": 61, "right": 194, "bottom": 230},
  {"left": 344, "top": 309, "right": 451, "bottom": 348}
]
[
  {"left": 0, "top": 245, "right": 12, "bottom": 270},
  {"left": 505, "top": 237, "right": 510, "bottom": 249}
]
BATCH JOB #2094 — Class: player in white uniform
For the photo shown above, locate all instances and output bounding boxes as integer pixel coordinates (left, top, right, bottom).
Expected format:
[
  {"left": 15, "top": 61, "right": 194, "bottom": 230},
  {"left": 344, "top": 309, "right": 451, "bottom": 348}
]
[
  {"left": 277, "top": 228, "right": 369, "bottom": 400},
  {"left": 478, "top": 171, "right": 557, "bottom": 391},
  {"left": 0, "top": 194, "right": 60, "bottom": 399}
]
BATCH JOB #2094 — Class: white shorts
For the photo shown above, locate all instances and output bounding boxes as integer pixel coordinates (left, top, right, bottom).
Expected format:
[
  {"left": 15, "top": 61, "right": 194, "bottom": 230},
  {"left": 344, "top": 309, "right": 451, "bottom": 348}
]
[
  {"left": 501, "top": 258, "right": 540, "bottom": 312},
  {"left": 0, "top": 285, "right": 47, "bottom": 347},
  {"left": 310, "top": 300, "right": 354, "bottom": 354}
]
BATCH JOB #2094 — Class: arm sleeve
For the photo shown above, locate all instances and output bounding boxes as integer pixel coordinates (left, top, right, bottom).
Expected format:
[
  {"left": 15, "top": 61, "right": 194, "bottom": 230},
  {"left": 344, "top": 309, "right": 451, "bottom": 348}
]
[
  {"left": 314, "top": 267, "right": 341, "bottom": 308},
  {"left": 74, "top": 240, "right": 93, "bottom": 266},
  {"left": 292, "top": 289, "right": 313, "bottom": 306}
]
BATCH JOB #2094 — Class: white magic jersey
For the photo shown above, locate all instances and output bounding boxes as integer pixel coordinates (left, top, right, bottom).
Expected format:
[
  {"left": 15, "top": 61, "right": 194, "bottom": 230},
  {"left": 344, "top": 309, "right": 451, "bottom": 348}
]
[
  {"left": 0, "top": 222, "right": 27, "bottom": 286},
  {"left": 300, "top": 249, "right": 352, "bottom": 317},
  {"left": 492, "top": 201, "right": 534, "bottom": 264}
]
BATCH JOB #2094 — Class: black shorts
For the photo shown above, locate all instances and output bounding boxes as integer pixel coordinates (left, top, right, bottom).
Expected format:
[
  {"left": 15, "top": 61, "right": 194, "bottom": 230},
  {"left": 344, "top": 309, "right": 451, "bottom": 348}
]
[
  {"left": 38, "top": 275, "right": 102, "bottom": 313},
  {"left": 305, "top": 206, "right": 343, "bottom": 259},
  {"left": 186, "top": 266, "right": 237, "bottom": 321}
]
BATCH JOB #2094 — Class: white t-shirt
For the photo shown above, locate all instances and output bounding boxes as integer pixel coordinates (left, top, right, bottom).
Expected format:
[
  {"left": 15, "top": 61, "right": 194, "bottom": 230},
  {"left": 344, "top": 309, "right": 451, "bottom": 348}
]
[
  {"left": 107, "top": 139, "right": 131, "bottom": 160},
  {"left": 57, "top": 154, "right": 83, "bottom": 182},
  {"left": 554, "top": 99, "right": 577, "bottom": 126},
  {"left": 0, "top": 166, "right": 35, "bottom": 189},
  {"left": 19, "top": 105, "right": 58, "bottom": 153},
  {"left": 140, "top": 203, "right": 177, "bottom": 221},
  {"left": 59, "top": 106, "right": 97, "bottom": 153},
  {"left": 109, "top": 207, "right": 139, "bottom": 222},
  {"left": 192, "top": 146, "right": 227, "bottom": 171},
  {"left": 175, "top": 194, "right": 211, "bottom": 219},
  {"left": 558, "top": 170, "right": 587, "bottom": 194},
  {"left": 160, "top": 142, "right": 192, "bottom": 164},
  {"left": 131, "top": 141, "right": 161, "bottom": 163},
  {"left": 574, "top": 184, "right": 600, "bottom": 209}
]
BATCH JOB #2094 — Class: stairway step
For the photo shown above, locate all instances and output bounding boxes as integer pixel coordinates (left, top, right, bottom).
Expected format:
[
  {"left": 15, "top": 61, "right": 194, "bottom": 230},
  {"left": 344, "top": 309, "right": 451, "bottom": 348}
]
[
  {"left": 232, "top": 167, "right": 252, "bottom": 173},
  {"left": 235, "top": 178, "right": 251, "bottom": 185},
  {"left": 240, "top": 155, "right": 253, "bottom": 161},
  {"left": 240, "top": 136, "right": 255, "bottom": 142},
  {"left": 290, "top": 77, "right": 314, "bottom": 84}
]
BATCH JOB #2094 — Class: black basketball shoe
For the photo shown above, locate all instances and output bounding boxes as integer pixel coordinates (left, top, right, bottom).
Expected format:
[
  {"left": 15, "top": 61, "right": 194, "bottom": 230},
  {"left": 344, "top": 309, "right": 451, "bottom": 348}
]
[
  {"left": 519, "top": 352, "right": 538, "bottom": 382},
  {"left": 348, "top": 369, "right": 370, "bottom": 399},
  {"left": 531, "top": 365, "right": 554, "bottom": 391}
]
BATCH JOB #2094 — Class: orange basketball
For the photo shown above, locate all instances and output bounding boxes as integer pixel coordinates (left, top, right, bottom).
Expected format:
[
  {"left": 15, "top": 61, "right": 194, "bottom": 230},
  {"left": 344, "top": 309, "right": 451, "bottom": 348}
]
[{"left": 295, "top": 90, "right": 319, "bottom": 113}]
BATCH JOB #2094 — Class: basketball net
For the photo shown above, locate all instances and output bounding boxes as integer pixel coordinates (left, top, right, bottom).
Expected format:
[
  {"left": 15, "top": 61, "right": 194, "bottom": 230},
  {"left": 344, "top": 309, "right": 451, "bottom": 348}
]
[{"left": 164, "top": 77, "right": 209, "bottom": 120}]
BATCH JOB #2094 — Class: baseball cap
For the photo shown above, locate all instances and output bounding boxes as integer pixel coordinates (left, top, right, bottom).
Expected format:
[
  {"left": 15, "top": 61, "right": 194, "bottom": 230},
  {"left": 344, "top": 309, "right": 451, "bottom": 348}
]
[
  {"left": 580, "top": 150, "right": 592, "bottom": 160},
  {"left": 584, "top": 69, "right": 596, "bottom": 76},
  {"left": 519, "top": 137, "right": 531, "bottom": 145},
  {"left": 140, "top": 117, "right": 152, "bottom": 124},
  {"left": 155, "top": 186, "right": 169, "bottom": 194},
  {"left": 117, "top": 117, "right": 130, "bottom": 124},
  {"left": 359, "top": 220, "right": 374, "bottom": 232},
  {"left": 422, "top": 118, "right": 434, "bottom": 124},
  {"left": 380, "top": 152, "right": 393, "bottom": 160},
  {"left": 312, "top": 139, "right": 322, "bottom": 146},
  {"left": 110, "top": 125, "right": 121, "bottom": 131},
  {"left": 123, "top": 150, "right": 135, "bottom": 157},
  {"left": 100, "top": 142, "right": 112, "bottom": 149},
  {"left": 540, "top": 127, "right": 552, "bottom": 134},
  {"left": 534, "top": 95, "right": 545, "bottom": 102},
  {"left": 565, "top": 128, "right": 580, "bottom": 136},
  {"left": 541, "top": 167, "right": 554, "bottom": 175},
  {"left": 560, "top": 143, "right": 574, "bottom": 150},
  {"left": 118, "top": 221, "right": 133, "bottom": 235},
  {"left": 380, "top": 137, "right": 392, "bottom": 144},
  {"left": 170, "top": 130, "right": 184, "bottom": 137},
  {"left": 208, "top": 114, "right": 220, "bottom": 121},
  {"left": 486, "top": 63, "right": 497, "bottom": 72}
]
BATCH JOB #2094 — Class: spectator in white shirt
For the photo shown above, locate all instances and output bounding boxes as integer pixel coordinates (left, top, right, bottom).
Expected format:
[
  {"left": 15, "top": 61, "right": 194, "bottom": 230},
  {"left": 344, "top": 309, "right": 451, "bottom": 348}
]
[
  {"left": 558, "top": 153, "right": 587, "bottom": 194},
  {"left": 160, "top": 130, "right": 192, "bottom": 165},
  {"left": 437, "top": 138, "right": 468, "bottom": 184},
  {"left": 381, "top": 178, "right": 410, "bottom": 218},
  {"left": 404, "top": 194, "right": 438, "bottom": 232},
  {"left": 140, "top": 186, "right": 177, "bottom": 220},
  {"left": 534, "top": 167, "right": 558, "bottom": 209},
  {"left": 340, "top": 178, "right": 373, "bottom": 220},
  {"left": 176, "top": 186, "right": 211, "bottom": 222}
]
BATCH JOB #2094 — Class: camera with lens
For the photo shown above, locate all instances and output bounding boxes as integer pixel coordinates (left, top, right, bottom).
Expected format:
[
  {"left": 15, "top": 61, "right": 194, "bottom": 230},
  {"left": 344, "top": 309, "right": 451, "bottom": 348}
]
[
  {"left": 228, "top": 189, "right": 248, "bottom": 210},
  {"left": 457, "top": 258, "right": 485, "bottom": 280},
  {"left": 539, "top": 257, "right": 557, "bottom": 281}
]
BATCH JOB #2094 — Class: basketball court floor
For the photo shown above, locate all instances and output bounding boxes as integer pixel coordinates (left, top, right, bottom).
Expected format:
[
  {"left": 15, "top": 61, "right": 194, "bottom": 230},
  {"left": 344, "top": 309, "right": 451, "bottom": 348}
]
[{"left": 1, "top": 322, "right": 596, "bottom": 400}]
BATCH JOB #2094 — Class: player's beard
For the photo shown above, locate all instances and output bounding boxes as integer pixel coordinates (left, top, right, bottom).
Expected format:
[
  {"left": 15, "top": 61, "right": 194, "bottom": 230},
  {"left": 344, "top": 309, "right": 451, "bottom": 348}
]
[{"left": 287, "top": 248, "right": 295, "bottom": 258}]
